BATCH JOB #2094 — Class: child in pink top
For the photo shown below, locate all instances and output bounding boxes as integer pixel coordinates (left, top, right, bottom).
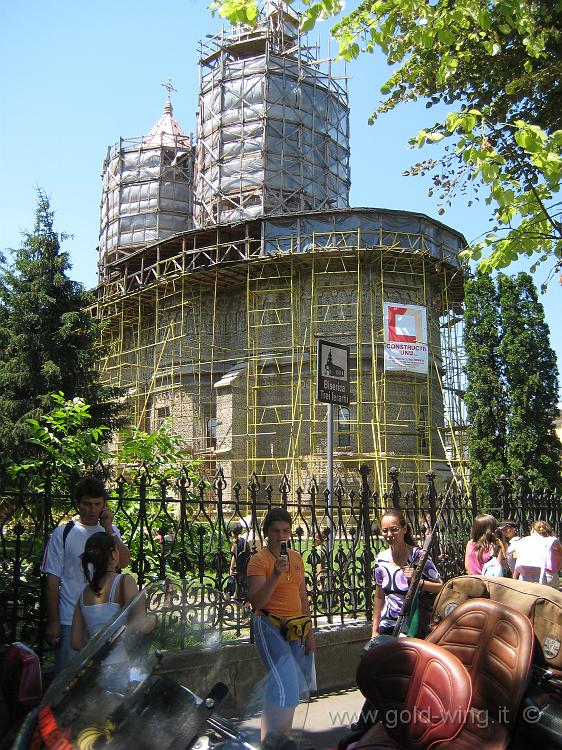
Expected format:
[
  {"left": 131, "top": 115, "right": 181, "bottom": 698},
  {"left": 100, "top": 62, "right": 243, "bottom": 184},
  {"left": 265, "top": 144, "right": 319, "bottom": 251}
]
[{"left": 464, "top": 514, "right": 504, "bottom": 575}]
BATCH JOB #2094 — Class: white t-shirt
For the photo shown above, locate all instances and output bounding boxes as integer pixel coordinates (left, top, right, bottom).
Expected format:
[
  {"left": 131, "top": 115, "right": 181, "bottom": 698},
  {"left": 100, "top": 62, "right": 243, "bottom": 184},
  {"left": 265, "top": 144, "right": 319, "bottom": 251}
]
[
  {"left": 41, "top": 520, "right": 122, "bottom": 626},
  {"left": 513, "top": 534, "right": 560, "bottom": 587}
]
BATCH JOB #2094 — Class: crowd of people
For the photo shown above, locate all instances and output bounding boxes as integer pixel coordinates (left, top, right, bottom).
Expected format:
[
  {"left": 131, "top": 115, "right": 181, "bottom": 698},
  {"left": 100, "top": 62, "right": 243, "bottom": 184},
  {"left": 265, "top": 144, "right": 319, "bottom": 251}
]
[
  {"left": 464, "top": 513, "right": 562, "bottom": 588},
  {"left": 39, "top": 478, "right": 562, "bottom": 742}
]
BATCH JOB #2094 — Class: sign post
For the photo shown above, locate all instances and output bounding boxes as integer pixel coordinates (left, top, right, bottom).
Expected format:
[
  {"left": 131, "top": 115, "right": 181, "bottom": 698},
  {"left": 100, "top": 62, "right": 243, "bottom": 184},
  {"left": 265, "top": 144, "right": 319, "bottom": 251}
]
[{"left": 316, "top": 339, "right": 350, "bottom": 619}]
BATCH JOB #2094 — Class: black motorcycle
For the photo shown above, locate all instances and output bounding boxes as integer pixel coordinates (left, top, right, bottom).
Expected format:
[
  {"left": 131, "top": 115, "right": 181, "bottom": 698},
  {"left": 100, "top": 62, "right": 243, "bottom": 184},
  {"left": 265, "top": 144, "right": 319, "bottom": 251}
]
[{"left": 10, "top": 579, "right": 311, "bottom": 750}]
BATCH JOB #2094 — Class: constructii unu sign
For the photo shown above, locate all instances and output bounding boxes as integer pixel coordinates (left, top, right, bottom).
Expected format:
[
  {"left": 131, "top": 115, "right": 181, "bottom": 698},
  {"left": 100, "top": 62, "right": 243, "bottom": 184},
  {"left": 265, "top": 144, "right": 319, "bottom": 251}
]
[{"left": 384, "top": 303, "right": 428, "bottom": 374}]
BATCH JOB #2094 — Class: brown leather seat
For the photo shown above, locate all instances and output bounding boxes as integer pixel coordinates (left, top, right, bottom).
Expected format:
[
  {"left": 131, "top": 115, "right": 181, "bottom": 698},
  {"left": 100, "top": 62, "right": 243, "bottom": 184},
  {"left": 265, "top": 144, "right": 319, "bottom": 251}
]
[
  {"left": 426, "top": 597, "right": 534, "bottom": 749},
  {"left": 355, "top": 637, "right": 472, "bottom": 750}
]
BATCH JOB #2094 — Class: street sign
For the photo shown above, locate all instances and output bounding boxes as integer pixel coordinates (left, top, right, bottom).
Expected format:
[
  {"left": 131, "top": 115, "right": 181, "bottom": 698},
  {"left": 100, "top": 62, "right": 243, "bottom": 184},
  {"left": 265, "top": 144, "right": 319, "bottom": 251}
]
[{"left": 316, "top": 339, "right": 350, "bottom": 406}]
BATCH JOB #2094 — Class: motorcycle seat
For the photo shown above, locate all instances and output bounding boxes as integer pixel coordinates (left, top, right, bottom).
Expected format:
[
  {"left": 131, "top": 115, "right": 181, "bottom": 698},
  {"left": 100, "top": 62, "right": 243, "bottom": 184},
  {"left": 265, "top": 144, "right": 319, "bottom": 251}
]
[
  {"left": 426, "top": 597, "right": 534, "bottom": 750},
  {"left": 355, "top": 637, "right": 472, "bottom": 750}
]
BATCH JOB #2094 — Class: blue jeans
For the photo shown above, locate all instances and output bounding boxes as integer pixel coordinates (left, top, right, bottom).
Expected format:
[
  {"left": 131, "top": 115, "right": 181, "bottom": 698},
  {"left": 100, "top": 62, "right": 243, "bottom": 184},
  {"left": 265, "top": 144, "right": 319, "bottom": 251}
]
[
  {"left": 253, "top": 614, "right": 309, "bottom": 708},
  {"left": 53, "top": 624, "right": 78, "bottom": 676}
]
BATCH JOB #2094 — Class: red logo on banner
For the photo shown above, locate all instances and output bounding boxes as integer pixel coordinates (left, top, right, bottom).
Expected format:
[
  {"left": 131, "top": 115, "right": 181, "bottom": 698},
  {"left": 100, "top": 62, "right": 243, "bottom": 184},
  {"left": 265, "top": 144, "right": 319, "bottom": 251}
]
[{"left": 387, "top": 306, "right": 416, "bottom": 343}]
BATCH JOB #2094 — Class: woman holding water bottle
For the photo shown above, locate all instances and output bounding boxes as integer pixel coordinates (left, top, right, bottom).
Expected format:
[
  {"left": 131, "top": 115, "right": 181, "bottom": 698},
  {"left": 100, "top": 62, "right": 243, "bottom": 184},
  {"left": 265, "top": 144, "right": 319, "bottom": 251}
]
[{"left": 247, "top": 507, "right": 315, "bottom": 741}]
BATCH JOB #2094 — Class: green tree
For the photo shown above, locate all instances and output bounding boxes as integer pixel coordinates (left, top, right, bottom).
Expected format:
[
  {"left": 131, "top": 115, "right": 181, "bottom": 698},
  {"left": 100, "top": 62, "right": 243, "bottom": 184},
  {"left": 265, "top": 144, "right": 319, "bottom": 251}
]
[
  {"left": 8, "top": 393, "right": 199, "bottom": 494},
  {"left": 117, "top": 422, "right": 192, "bottom": 482},
  {"left": 463, "top": 272, "right": 507, "bottom": 503},
  {"left": 7, "top": 395, "right": 202, "bottom": 586},
  {"left": 7, "top": 393, "right": 109, "bottom": 493},
  {"left": 498, "top": 272, "right": 561, "bottom": 489},
  {"left": 213, "top": 0, "right": 562, "bottom": 273},
  {"left": 0, "top": 190, "right": 120, "bottom": 466},
  {"left": 0, "top": 260, "right": 9, "bottom": 360}
]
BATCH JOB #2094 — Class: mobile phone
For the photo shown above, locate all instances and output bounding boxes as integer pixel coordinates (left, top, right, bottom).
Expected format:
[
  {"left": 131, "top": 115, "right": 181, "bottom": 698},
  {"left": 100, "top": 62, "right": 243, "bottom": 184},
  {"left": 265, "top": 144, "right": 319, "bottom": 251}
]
[{"left": 280, "top": 541, "right": 288, "bottom": 559}]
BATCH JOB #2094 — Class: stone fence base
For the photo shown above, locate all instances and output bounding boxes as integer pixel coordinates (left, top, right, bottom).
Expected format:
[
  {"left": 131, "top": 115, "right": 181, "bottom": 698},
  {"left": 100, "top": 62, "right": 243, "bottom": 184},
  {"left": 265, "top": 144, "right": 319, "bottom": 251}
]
[{"left": 156, "top": 622, "right": 371, "bottom": 702}]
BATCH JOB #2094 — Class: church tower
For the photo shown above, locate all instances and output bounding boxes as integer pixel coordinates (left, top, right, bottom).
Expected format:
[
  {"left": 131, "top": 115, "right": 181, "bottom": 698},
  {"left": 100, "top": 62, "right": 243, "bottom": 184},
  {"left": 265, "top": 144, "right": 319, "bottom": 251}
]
[
  {"left": 193, "top": 0, "right": 350, "bottom": 226},
  {"left": 98, "top": 92, "right": 194, "bottom": 278}
]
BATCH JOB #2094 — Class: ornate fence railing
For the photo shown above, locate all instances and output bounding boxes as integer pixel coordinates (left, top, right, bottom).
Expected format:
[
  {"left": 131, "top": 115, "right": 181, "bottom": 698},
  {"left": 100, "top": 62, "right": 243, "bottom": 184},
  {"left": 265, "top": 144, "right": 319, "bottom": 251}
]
[{"left": 0, "top": 465, "right": 559, "bottom": 656}]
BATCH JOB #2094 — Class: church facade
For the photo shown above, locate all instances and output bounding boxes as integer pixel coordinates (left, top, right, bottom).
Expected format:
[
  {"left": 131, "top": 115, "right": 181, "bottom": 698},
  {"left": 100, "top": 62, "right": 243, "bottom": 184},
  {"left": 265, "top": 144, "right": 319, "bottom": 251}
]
[{"left": 95, "top": 3, "right": 467, "bottom": 493}]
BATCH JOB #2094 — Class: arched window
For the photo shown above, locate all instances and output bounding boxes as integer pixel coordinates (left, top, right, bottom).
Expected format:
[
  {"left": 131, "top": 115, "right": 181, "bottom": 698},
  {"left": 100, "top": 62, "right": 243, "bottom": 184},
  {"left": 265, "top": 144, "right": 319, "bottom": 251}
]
[{"left": 337, "top": 406, "right": 351, "bottom": 448}]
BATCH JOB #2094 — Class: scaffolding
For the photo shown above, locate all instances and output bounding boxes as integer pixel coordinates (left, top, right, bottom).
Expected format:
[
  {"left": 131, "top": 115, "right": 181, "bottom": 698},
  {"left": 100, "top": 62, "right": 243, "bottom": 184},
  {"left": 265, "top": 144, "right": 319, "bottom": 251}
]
[
  {"left": 95, "top": 2, "right": 468, "bottom": 493},
  {"left": 96, "top": 208, "right": 467, "bottom": 491},
  {"left": 193, "top": 3, "right": 350, "bottom": 227},
  {"left": 99, "top": 101, "right": 194, "bottom": 276}
]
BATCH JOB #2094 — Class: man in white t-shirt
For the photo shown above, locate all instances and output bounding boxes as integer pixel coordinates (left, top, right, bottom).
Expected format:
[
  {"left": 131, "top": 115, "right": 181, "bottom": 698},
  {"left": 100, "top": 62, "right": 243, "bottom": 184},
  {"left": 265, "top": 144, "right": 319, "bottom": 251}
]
[{"left": 41, "top": 476, "right": 131, "bottom": 674}]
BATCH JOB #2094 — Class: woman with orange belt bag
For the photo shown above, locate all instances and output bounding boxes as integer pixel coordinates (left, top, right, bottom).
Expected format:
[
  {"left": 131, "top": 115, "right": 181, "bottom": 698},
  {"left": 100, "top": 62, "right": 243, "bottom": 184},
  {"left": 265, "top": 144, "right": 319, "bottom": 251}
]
[{"left": 247, "top": 507, "right": 315, "bottom": 741}]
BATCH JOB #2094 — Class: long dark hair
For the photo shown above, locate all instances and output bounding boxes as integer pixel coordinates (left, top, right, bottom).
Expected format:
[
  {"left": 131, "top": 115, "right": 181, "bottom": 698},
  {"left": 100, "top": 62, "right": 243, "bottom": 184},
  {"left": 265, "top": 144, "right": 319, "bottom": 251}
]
[
  {"left": 82, "top": 532, "right": 116, "bottom": 596},
  {"left": 470, "top": 513, "right": 498, "bottom": 561},
  {"left": 379, "top": 508, "right": 416, "bottom": 546}
]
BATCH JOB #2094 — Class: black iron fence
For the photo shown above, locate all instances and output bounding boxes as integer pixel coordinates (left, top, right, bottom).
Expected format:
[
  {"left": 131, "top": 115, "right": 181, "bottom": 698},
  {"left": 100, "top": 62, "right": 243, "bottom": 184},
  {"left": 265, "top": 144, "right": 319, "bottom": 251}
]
[{"left": 1, "top": 465, "right": 560, "bottom": 656}]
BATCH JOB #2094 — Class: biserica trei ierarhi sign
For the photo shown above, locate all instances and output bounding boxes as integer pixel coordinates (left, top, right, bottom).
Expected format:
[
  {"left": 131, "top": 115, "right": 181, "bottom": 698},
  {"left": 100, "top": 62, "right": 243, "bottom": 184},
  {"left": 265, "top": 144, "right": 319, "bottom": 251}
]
[{"left": 316, "top": 339, "right": 350, "bottom": 406}]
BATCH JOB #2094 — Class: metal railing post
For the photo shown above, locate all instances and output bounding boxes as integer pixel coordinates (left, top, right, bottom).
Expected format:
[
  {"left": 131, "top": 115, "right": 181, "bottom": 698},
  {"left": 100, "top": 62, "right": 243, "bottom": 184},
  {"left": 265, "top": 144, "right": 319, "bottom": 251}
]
[{"left": 359, "top": 464, "right": 373, "bottom": 622}]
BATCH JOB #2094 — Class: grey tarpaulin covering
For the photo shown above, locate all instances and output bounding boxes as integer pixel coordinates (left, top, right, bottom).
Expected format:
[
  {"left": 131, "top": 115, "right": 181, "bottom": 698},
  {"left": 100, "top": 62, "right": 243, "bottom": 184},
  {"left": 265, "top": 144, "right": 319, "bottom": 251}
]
[
  {"left": 262, "top": 210, "right": 463, "bottom": 267},
  {"left": 194, "top": 6, "right": 350, "bottom": 227},
  {"left": 99, "top": 104, "right": 194, "bottom": 269}
]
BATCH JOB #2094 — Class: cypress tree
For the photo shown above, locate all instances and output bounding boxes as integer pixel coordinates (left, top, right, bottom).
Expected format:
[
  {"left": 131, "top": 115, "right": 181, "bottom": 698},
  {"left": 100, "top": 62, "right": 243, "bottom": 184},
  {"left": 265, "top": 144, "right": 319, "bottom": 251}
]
[
  {"left": 0, "top": 189, "right": 120, "bottom": 466},
  {"left": 463, "top": 272, "right": 508, "bottom": 503},
  {"left": 498, "top": 272, "right": 562, "bottom": 490}
]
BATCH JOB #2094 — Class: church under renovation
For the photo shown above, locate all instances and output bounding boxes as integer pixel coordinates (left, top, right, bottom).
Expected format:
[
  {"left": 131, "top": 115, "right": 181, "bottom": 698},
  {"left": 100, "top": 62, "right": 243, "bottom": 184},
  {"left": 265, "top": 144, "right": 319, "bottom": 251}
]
[{"left": 94, "top": 2, "right": 467, "bottom": 491}]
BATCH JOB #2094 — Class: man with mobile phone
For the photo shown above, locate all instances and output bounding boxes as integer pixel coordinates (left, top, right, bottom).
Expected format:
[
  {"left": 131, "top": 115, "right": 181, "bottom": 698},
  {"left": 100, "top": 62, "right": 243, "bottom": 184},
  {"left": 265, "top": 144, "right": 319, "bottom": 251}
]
[{"left": 41, "top": 476, "right": 131, "bottom": 674}]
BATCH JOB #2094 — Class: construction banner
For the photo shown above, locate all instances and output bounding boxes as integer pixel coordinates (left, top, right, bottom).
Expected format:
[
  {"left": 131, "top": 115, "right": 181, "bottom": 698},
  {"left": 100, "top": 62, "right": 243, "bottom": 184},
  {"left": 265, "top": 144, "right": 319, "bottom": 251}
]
[{"left": 383, "top": 303, "right": 428, "bottom": 374}]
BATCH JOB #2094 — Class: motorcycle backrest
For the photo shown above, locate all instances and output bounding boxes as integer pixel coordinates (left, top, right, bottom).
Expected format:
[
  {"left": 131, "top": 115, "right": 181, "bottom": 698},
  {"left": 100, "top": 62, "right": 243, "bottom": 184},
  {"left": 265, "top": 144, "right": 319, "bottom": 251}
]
[
  {"left": 431, "top": 576, "right": 562, "bottom": 671},
  {"left": 357, "top": 637, "right": 472, "bottom": 750},
  {"left": 427, "top": 598, "right": 534, "bottom": 722}
]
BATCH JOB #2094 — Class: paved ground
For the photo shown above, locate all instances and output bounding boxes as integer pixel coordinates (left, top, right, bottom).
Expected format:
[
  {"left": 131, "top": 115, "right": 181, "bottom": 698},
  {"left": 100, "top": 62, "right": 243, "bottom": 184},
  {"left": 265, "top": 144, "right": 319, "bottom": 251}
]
[
  {"left": 301, "top": 687, "right": 363, "bottom": 750},
  {"left": 239, "top": 686, "right": 364, "bottom": 750}
]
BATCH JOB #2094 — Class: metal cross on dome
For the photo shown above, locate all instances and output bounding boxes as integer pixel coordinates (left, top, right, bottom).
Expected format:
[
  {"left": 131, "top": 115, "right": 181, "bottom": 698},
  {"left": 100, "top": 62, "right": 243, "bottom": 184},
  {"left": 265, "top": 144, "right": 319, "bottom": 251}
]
[{"left": 162, "top": 78, "right": 177, "bottom": 102}]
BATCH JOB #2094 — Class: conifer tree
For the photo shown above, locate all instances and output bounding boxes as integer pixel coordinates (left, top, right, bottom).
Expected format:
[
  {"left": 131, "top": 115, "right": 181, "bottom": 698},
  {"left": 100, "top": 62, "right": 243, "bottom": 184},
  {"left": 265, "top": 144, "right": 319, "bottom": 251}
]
[
  {"left": 498, "top": 273, "right": 562, "bottom": 490},
  {"left": 0, "top": 189, "right": 119, "bottom": 466},
  {"left": 463, "top": 272, "right": 507, "bottom": 503}
]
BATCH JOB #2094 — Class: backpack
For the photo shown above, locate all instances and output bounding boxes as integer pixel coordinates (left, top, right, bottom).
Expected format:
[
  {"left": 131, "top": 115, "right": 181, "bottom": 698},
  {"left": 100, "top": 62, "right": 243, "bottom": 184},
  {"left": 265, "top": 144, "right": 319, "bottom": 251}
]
[
  {"left": 41, "top": 520, "right": 75, "bottom": 571},
  {"left": 62, "top": 520, "right": 75, "bottom": 548},
  {"left": 235, "top": 538, "right": 251, "bottom": 577},
  {"left": 481, "top": 556, "right": 506, "bottom": 577},
  {"left": 481, "top": 543, "right": 510, "bottom": 578}
]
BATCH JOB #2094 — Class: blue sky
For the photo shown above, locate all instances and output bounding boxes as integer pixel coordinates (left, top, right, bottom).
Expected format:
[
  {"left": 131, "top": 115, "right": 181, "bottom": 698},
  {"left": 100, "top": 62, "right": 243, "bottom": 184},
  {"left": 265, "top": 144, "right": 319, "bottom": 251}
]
[{"left": 1, "top": 0, "right": 560, "bottom": 393}]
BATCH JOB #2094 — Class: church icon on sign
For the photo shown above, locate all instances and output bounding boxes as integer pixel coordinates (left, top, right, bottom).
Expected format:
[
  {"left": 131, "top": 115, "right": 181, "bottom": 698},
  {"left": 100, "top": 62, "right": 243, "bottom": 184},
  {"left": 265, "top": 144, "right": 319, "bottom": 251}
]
[{"left": 324, "top": 350, "right": 345, "bottom": 378}]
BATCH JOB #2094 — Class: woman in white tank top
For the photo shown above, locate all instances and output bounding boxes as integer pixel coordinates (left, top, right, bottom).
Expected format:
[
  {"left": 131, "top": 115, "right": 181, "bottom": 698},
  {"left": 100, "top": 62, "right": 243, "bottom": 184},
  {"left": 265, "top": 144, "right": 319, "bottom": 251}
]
[{"left": 71, "top": 531, "right": 139, "bottom": 651}]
